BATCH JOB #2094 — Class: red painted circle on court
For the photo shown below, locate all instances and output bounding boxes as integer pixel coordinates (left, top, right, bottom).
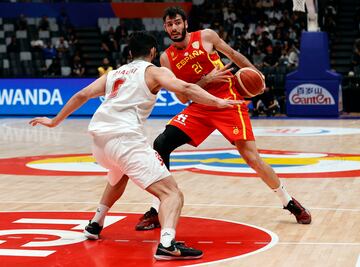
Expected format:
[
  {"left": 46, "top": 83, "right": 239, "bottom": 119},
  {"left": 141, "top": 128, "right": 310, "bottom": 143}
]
[{"left": 0, "top": 212, "right": 277, "bottom": 267}]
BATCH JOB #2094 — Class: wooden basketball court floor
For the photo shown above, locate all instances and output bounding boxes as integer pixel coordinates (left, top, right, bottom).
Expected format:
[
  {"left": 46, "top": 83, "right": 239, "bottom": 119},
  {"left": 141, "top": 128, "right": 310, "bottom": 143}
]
[{"left": 0, "top": 117, "right": 359, "bottom": 267}]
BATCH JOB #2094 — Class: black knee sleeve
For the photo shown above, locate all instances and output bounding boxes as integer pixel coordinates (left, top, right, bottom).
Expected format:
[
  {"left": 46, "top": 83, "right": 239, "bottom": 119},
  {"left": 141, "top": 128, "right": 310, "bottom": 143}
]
[{"left": 153, "top": 125, "right": 191, "bottom": 169}]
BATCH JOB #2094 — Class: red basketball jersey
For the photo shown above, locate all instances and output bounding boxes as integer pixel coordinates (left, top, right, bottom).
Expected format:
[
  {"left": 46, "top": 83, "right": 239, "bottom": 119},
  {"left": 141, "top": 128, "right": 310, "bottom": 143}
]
[{"left": 165, "top": 31, "right": 243, "bottom": 108}]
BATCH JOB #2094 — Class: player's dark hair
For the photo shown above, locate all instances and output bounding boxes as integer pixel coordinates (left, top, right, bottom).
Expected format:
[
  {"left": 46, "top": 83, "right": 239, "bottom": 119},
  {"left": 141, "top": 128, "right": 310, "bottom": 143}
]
[
  {"left": 163, "top": 6, "right": 187, "bottom": 22},
  {"left": 128, "top": 31, "right": 158, "bottom": 58}
]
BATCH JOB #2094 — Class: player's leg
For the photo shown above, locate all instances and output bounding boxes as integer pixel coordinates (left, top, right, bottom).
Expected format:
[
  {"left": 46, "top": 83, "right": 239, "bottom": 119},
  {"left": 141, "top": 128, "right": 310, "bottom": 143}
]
[
  {"left": 84, "top": 136, "right": 129, "bottom": 239},
  {"left": 235, "top": 139, "right": 311, "bottom": 224},
  {"left": 123, "top": 139, "right": 202, "bottom": 260},
  {"left": 146, "top": 175, "right": 203, "bottom": 260},
  {"left": 154, "top": 125, "right": 191, "bottom": 169},
  {"left": 136, "top": 110, "right": 213, "bottom": 230},
  {"left": 135, "top": 125, "right": 191, "bottom": 231},
  {"left": 84, "top": 175, "right": 129, "bottom": 239},
  {"left": 213, "top": 105, "right": 311, "bottom": 224}
]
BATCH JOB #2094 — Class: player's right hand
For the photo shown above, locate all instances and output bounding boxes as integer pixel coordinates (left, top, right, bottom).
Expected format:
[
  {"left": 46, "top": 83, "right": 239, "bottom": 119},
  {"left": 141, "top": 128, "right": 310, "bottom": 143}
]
[
  {"left": 206, "top": 62, "right": 233, "bottom": 84},
  {"left": 29, "top": 117, "right": 57, "bottom": 128}
]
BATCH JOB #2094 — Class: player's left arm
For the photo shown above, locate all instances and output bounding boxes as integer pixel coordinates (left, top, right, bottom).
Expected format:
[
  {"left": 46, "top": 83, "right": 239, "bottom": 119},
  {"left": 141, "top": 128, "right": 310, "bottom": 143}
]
[
  {"left": 29, "top": 74, "right": 107, "bottom": 128},
  {"left": 204, "top": 29, "right": 259, "bottom": 72}
]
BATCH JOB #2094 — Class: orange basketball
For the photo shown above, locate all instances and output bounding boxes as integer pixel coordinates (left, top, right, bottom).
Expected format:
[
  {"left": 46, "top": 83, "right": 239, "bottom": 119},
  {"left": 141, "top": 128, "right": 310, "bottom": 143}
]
[{"left": 235, "top": 67, "right": 265, "bottom": 98}]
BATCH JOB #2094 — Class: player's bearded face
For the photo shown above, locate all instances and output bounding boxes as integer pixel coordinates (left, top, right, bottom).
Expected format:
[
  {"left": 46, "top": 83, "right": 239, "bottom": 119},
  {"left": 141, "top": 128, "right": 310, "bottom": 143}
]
[
  {"left": 168, "top": 26, "right": 186, "bottom": 42},
  {"left": 164, "top": 16, "right": 187, "bottom": 43}
]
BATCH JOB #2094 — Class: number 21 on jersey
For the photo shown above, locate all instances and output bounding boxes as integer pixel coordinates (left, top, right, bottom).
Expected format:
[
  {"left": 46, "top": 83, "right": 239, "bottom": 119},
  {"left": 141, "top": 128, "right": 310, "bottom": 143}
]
[{"left": 192, "top": 62, "right": 203, "bottom": 74}]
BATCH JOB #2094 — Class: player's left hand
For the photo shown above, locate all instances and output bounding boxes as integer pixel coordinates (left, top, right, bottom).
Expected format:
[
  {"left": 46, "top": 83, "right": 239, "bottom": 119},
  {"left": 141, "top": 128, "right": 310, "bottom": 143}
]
[{"left": 29, "top": 117, "right": 57, "bottom": 128}]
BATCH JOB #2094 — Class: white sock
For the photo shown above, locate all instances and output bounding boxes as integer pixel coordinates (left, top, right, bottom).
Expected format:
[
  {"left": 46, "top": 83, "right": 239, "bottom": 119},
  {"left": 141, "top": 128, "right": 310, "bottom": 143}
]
[
  {"left": 151, "top": 197, "right": 160, "bottom": 212},
  {"left": 273, "top": 182, "right": 292, "bottom": 207},
  {"left": 160, "top": 228, "right": 175, "bottom": 247},
  {"left": 91, "top": 204, "right": 109, "bottom": 226}
]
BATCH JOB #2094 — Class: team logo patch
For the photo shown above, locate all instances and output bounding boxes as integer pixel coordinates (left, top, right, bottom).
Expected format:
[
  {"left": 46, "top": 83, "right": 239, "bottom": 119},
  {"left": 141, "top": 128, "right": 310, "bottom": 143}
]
[
  {"left": 192, "top": 41, "right": 200, "bottom": 49},
  {"left": 0, "top": 212, "right": 277, "bottom": 267},
  {"left": 1, "top": 149, "right": 359, "bottom": 178},
  {"left": 212, "top": 127, "right": 360, "bottom": 137}
]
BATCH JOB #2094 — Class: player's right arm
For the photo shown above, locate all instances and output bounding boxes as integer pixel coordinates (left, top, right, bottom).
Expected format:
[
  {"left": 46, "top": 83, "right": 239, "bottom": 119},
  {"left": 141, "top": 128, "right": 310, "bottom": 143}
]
[
  {"left": 29, "top": 74, "right": 107, "bottom": 128},
  {"left": 147, "top": 66, "right": 243, "bottom": 109},
  {"left": 160, "top": 52, "right": 189, "bottom": 104}
]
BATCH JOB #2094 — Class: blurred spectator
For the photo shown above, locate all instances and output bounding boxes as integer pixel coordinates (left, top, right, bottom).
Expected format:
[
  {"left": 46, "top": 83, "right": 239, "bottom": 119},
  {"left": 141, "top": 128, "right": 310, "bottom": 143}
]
[
  {"left": 72, "top": 55, "right": 85, "bottom": 77},
  {"left": 263, "top": 45, "right": 279, "bottom": 68},
  {"left": 42, "top": 41, "right": 57, "bottom": 59},
  {"left": 288, "top": 44, "right": 300, "bottom": 68},
  {"left": 38, "top": 16, "right": 50, "bottom": 31},
  {"left": 68, "top": 33, "right": 80, "bottom": 57},
  {"left": 58, "top": 10, "right": 72, "bottom": 36},
  {"left": 259, "top": 31, "right": 272, "bottom": 50},
  {"left": 252, "top": 48, "right": 266, "bottom": 68},
  {"left": 323, "top": 15, "right": 337, "bottom": 39},
  {"left": 30, "top": 39, "right": 44, "bottom": 52},
  {"left": 16, "top": 14, "right": 28, "bottom": 31},
  {"left": 55, "top": 36, "right": 69, "bottom": 54},
  {"left": 278, "top": 48, "right": 290, "bottom": 66},
  {"left": 101, "top": 27, "right": 118, "bottom": 60},
  {"left": 256, "top": 20, "right": 269, "bottom": 35},
  {"left": 262, "top": 0, "right": 274, "bottom": 9},
  {"left": 7, "top": 36, "right": 20, "bottom": 53},
  {"left": 47, "top": 57, "right": 61, "bottom": 76},
  {"left": 115, "top": 21, "right": 128, "bottom": 44},
  {"left": 98, "top": 57, "right": 113, "bottom": 77},
  {"left": 252, "top": 86, "right": 279, "bottom": 117},
  {"left": 273, "top": 40, "right": 283, "bottom": 59},
  {"left": 351, "top": 39, "right": 360, "bottom": 74}
]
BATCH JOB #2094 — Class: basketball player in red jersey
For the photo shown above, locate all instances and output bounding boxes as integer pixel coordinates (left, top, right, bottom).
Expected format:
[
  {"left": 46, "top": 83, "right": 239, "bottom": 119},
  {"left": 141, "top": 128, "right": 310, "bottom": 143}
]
[
  {"left": 84, "top": 7, "right": 311, "bottom": 239},
  {"left": 134, "top": 6, "right": 311, "bottom": 229}
]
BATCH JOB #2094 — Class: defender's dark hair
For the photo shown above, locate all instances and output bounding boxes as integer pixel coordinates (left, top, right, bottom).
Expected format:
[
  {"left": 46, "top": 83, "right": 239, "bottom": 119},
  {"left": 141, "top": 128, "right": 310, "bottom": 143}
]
[
  {"left": 128, "top": 31, "right": 158, "bottom": 58},
  {"left": 162, "top": 6, "right": 187, "bottom": 22}
]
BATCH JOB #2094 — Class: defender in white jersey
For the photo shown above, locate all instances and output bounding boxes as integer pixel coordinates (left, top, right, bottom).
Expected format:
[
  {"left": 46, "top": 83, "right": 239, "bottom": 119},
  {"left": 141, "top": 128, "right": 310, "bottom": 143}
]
[{"left": 29, "top": 31, "right": 242, "bottom": 261}]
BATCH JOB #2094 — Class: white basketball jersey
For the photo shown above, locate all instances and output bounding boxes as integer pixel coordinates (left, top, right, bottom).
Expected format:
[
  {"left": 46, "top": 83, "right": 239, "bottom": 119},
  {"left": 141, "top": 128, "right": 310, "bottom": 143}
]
[{"left": 88, "top": 60, "right": 156, "bottom": 136}]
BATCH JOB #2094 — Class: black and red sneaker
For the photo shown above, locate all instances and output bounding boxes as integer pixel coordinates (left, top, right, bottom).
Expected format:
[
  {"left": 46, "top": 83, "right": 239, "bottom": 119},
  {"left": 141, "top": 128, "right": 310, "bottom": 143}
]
[
  {"left": 154, "top": 240, "right": 203, "bottom": 260},
  {"left": 135, "top": 207, "right": 161, "bottom": 231},
  {"left": 83, "top": 220, "right": 103, "bottom": 240},
  {"left": 284, "top": 197, "right": 312, "bottom": 224}
]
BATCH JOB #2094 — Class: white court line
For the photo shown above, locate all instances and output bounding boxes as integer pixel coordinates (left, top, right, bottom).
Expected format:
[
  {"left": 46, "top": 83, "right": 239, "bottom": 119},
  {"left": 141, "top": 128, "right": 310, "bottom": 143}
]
[
  {"left": 0, "top": 201, "right": 360, "bottom": 212},
  {"left": 356, "top": 254, "right": 360, "bottom": 267}
]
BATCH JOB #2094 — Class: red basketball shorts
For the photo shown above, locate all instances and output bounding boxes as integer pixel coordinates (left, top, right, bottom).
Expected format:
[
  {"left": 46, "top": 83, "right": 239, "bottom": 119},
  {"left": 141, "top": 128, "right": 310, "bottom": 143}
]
[{"left": 168, "top": 104, "right": 255, "bottom": 147}]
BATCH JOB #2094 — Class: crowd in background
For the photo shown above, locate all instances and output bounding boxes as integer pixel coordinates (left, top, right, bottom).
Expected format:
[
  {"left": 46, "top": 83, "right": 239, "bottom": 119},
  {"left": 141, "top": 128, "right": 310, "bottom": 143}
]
[{"left": 2, "top": 0, "right": 359, "bottom": 115}]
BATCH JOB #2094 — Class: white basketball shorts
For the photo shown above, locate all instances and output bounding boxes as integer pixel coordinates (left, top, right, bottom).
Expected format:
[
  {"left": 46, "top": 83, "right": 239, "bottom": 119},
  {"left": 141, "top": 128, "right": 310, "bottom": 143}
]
[{"left": 91, "top": 134, "right": 170, "bottom": 189}]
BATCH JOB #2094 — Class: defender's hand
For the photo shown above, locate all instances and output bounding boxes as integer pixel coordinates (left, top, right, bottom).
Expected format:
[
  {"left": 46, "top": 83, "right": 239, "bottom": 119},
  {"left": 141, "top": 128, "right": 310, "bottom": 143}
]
[
  {"left": 29, "top": 117, "right": 57, "bottom": 128},
  {"left": 216, "top": 99, "right": 244, "bottom": 109}
]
